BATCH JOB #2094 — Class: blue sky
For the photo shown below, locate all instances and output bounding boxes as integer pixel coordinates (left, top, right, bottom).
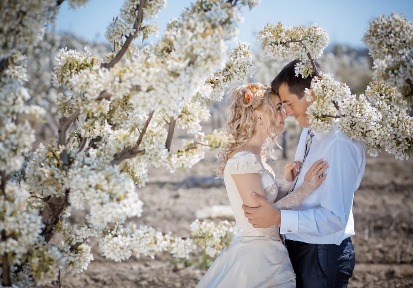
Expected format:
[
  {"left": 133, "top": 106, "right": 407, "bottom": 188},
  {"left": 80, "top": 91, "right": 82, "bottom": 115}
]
[{"left": 55, "top": 0, "right": 413, "bottom": 49}]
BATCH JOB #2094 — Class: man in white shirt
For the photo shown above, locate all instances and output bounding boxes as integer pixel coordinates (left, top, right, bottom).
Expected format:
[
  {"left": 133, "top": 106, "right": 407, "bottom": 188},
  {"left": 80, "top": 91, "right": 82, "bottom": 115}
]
[{"left": 243, "top": 59, "right": 366, "bottom": 288}]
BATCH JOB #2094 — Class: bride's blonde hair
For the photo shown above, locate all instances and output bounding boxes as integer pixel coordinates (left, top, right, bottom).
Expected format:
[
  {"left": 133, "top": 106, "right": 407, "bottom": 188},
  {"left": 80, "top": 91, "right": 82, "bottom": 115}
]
[{"left": 217, "top": 83, "right": 279, "bottom": 176}]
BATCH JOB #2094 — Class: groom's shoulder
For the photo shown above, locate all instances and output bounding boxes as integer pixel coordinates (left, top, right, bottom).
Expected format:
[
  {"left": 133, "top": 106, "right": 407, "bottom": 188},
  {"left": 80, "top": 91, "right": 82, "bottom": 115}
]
[{"left": 326, "top": 127, "right": 364, "bottom": 149}]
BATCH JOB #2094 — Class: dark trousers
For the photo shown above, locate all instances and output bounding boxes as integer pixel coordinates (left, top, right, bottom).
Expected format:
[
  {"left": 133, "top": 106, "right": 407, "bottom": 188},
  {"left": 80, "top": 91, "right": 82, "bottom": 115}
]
[{"left": 285, "top": 237, "right": 355, "bottom": 288}]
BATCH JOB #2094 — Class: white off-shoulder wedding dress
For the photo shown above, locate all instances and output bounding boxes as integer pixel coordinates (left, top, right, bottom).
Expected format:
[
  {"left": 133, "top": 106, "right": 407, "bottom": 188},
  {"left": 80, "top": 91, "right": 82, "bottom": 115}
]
[{"left": 197, "top": 151, "right": 299, "bottom": 288}]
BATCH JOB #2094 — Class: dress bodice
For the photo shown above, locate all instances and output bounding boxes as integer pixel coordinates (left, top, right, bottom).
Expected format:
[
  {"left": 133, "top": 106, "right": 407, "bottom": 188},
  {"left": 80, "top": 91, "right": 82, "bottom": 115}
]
[{"left": 224, "top": 151, "right": 281, "bottom": 240}]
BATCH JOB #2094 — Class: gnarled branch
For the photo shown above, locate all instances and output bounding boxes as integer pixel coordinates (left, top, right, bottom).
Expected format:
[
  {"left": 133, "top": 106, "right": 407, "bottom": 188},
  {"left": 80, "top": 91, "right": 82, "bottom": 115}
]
[
  {"left": 41, "top": 190, "right": 69, "bottom": 243},
  {"left": 111, "top": 110, "right": 154, "bottom": 166},
  {"left": 40, "top": 109, "right": 80, "bottom": 243}
]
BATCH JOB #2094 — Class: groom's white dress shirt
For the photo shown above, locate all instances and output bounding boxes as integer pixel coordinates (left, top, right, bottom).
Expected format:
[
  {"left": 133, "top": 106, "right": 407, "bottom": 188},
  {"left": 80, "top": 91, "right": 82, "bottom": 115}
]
[{"left": 280, "top": 126, "right": 366, "bottom": 245}]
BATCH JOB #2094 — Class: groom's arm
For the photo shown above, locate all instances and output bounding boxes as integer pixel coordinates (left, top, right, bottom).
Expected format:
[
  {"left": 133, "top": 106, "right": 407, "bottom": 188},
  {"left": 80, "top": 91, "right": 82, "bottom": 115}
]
[{"left": 280, "top": 138, "right": 365, "bottom": 236}]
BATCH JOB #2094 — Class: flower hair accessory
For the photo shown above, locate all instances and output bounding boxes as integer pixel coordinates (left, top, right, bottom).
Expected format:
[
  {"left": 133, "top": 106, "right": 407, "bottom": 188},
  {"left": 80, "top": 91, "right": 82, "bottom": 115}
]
[
  {"left": 244, "top": 84, "right": 257, "bottom": 103},
  {"left": 244, "top": 91, "right": 253, "bottom": 103},
  {"left": 247, "top": 84, "right": 257, "bottom": 93}
]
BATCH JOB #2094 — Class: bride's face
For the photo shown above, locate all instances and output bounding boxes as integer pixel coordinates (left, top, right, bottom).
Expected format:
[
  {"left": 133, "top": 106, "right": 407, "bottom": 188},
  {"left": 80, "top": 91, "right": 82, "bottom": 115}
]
[{"left": 269, "top": 93, "right": 287, "bottom": 136}]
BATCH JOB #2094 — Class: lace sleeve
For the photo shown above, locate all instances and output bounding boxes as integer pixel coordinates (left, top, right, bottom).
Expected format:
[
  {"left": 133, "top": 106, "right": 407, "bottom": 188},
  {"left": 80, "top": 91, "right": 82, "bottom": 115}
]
[
  {"left": 274, "top": 178, "right": 316, "bottom": 209},
  {"left": 274, "top": 179, "right": 293, "bottom": 202}
]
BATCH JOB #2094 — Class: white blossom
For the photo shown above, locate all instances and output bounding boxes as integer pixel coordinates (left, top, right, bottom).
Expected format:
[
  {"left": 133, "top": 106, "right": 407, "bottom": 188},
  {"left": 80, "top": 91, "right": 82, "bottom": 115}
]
[
  {"left": 0, "top": 0, "right": 56, "bottom": 58},
  {"left": 53, "top": 47, "right": 101, "bottom": 87},
  {"left": 68, "top": 155, "right": 144, "bottom": 228},
  {"left": 25, "top": 144, "right": 67, "bottom": 198},
  {"left": 364, "top": 14, "right": 413, "bottom": 97},
  {"left": 203, "top": 42, "right": 255, "bottom": 101},
  {"left": 364, "top": 81, "right": 413, "bottom": 159},
  {"left": 306, "top": 73, "right": 351, "bottom": 133},
  {"left": 0, "top": 182, "right": 43, "bottom": 263},
  {"left": 99, "top": 220, "right": 233, "bottom": 262},
  {"left": 258, "top": 22, "right": 328, "bottom": 62},
  {"left": 0, "top": 120, "right": 35, "bottom": 174},
  {"left": 27, "top": 243, "right": 64, "bottom": 285},
  {"left": 338, "top": 94, "right": 383, "bottom": 156},
  {"left": 63, "top": 243, "right": 94, "bottom": 273},
  {"left": 170, "top": 237, "right": 195, "bottom": 259},
  {"left": 190, "top": 219, "right": 234, "bottom": 258}
]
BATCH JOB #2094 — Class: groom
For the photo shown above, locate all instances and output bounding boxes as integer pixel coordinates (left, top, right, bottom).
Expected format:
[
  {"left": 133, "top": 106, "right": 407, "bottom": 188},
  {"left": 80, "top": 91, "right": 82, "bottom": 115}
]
[{"left": 243, "top": 59, "right": 366, "bottom": 288}]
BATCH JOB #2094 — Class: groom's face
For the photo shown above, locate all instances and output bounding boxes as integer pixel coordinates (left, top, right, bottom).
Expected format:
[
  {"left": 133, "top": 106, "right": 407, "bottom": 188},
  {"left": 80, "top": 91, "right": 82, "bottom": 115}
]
[{"left": 278, "top": 83, "right": 310, "bottom": 128}]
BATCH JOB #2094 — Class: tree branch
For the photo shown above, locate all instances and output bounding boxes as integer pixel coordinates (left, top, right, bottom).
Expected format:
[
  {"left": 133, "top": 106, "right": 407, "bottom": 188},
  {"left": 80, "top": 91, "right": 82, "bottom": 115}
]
[
  {"left": 306, "top": 52, "right": 320, "bottom": 77},
  {"left": 110, "top": 147, "right": 146, "bottom": 166},
  {"left": 0, "top": 57, "right": 9, "bottom": 74},
  {"left": 78, "top": 136, "right": 88, "bottom": 152},
  {"left": 41, "top": 190, "right": 69, "bottom": 243},
  {"left": 320, "top": 114, "right": 342, "bottom": 119},
  {"left": 1, "top": 230, "right": 11, "bottom": 286},
  {"left": 135, "top": 110, "right": 154, "bottom": 148},
  {"left": 180, "top": 140, "right": 209, "bottom": 153},
  {"left": 0, "top": 170, "right": 6, "bottom": 196},
  {"left": 70, "top": 238, "right": 88, "bottom": 252},
  {"left": 56, "top": 0, "right": 65, "bottom": 6},
  {"left": 165, "top": 118, "right": 176, "bottom": 151},
  {"left": 40, "top": 109, "right": 80, "bottom": 243},
  {"left": 1, "top": 170, "right": 11, "bottom": 286},
  {"left": 58, "top": 109, "right": 80, "bottom": 167},
  {"left": 111, "top": 110, "right": 154, "bottom": 166},
  {"left": 101, "top": 0, "right": 147, "bottom": 69},
  {"left": 406, "top": 79, "right": 413, "bottom": 96},
  {"left": 332, "top": 100, "right": 341, "bottom": 111},
  {"left": 62, "top": 109, "right": 81, "bottom": 133},
  {"left": 96, "top": 91, "right": 112, "bottom": 101}
]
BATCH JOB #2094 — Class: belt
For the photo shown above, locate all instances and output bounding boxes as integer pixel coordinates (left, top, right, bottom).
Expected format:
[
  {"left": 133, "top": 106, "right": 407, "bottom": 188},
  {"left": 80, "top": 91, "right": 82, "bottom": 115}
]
[
  {"left": 285, "top": 237, "right": 352, "bottom": 247},
  {"left": 284, "top": 239, "right": 310, "bottom": 247}
]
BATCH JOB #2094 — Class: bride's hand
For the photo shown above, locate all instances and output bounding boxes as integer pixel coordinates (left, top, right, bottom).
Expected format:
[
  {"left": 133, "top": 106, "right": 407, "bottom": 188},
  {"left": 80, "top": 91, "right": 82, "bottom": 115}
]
[
  {"left": 284, "top": 161, "right": 301, "bottom": 182},
  {"left": 303, "top": 159, "right": 328, "bottom": 191}
]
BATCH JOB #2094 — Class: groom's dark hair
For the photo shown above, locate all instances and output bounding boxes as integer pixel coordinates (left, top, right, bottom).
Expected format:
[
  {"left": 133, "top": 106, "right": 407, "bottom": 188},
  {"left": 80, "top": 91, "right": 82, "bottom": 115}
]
[{"left": 271, "top": 59, "right": 320, "bottom": 99}]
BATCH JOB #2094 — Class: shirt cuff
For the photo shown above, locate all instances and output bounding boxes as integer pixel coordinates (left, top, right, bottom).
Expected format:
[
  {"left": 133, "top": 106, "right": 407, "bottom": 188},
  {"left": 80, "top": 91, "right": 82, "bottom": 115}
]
[{"left": 280, "top": 210, "right": 299, "bottom": 234}]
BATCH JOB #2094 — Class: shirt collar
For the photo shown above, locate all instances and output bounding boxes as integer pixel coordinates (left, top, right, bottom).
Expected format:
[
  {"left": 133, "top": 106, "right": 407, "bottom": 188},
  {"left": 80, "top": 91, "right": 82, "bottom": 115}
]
[{"left": 310, "top": 125, "right": 338, "bottom": 141}]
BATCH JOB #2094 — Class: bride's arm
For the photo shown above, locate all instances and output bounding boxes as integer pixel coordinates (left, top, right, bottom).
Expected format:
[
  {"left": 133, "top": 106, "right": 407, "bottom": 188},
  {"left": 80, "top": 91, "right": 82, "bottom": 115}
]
[
  {"left": 275, "top": 160, "right": 328, "bottom": 209},
  {"left": 232, "top": 173, "right": 266, "bottom": 208}
]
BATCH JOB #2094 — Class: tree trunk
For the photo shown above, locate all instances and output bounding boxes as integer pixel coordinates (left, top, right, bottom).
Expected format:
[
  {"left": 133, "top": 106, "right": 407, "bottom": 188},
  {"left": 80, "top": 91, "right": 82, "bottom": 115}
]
[{"left": 1, "top": 231, "right": 11, "bottom": 286}]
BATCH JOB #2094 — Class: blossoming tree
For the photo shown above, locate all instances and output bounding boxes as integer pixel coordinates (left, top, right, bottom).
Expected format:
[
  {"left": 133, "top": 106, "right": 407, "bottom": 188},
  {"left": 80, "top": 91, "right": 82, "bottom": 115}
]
[{"left": 0, "top": 0, "right": 256, "bottom": 286}]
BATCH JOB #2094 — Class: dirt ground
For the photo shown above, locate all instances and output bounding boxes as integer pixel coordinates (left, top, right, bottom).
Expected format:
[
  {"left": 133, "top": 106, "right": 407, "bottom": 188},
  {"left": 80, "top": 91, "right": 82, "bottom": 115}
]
[{"left": 63, "top": 129, "right": 413, "bottom": 288}]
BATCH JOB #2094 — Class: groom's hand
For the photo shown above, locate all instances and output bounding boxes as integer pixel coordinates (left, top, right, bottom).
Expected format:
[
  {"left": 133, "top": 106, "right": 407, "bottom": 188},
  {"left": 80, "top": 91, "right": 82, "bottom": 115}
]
[{"left": 242, "top": 192, "right": 281, "bottom": 228}]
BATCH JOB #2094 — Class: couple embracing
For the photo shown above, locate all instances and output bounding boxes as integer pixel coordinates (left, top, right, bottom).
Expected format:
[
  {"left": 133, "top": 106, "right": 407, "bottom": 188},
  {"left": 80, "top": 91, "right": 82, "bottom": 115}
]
[{"left": 197, "top": 59, "right": 366, "bottom": 288}]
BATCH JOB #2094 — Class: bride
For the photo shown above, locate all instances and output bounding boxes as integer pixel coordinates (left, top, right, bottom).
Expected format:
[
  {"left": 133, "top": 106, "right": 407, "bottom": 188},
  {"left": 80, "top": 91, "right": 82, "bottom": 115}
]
[{"left": 196, "top": 83, "right": 328, "bottom": 287}]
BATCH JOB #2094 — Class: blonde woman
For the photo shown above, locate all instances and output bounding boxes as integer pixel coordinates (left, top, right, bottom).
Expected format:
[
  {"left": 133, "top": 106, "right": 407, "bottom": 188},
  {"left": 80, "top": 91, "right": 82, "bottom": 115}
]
[{"left": 197, "top": 83, "right": 328, "bottom": 288}]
